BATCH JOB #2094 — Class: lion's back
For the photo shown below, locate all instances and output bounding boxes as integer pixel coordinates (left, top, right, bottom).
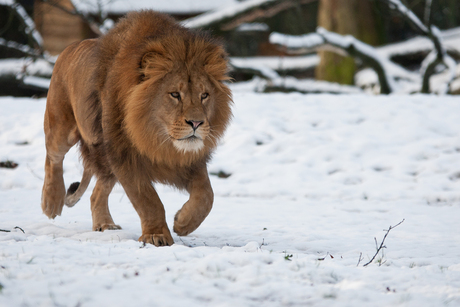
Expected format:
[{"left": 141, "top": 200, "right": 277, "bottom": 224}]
[{"left": 95, "top": 11, "right": 185, "bottom": 90}]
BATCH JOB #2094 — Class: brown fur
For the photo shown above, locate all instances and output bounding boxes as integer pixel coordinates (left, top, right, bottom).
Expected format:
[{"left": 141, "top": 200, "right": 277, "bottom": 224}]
[{"left": 41, "top": 11, "right": 232, "bottom": 246}]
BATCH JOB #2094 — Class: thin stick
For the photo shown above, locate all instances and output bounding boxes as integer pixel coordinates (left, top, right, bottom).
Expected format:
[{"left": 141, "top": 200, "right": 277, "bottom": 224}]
[
  {"left": 363, "top": 219, "right": 405, "bottom": 267},
  {"left": 356, "top": 252, "right": 363, "bottom": 267}
]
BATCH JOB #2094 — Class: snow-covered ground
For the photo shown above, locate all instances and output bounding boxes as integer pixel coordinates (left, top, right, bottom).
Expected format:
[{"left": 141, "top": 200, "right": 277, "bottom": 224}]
[{"left": 0, "top": 89, "right": 460, "bottom": 306}]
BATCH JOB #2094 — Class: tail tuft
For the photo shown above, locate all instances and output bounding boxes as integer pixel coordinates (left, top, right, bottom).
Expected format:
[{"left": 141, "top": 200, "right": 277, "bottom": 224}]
[
  {"left": 67, "top": 182, "right": 80, "bottom": 195},
  {"left": 64, "top": 169, "right": 92, "bottom": 208}
]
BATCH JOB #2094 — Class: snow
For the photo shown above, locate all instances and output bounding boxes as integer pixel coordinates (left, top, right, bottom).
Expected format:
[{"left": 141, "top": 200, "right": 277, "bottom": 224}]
[
  {"left": 270, "top": 31, "right": 324, "bottom": 50},
  {"left": 72, "top": 0, "right": 240, "bottom": 15},
  {"left": 233, "top": 55, "right": 319, "bottom": 71},
  {"left": 22, "top": 76, "right": 51, "bottom": 89},
  {"left": 0, "top": 0, "right": 14, "bottom": 5},
  {"left": 235, "top": 23, "right": 269, "bottom": 32},
  {"left": 265, "top": 76, "right": 362, "bottom": 94},
  {"left": 1, "top": 91, "right": 460, "bottom": 306}
]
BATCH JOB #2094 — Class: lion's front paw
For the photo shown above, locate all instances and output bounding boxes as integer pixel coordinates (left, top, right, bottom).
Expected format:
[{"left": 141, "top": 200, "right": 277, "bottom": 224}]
[
  {"left": 93, "top": 223, "right": 122, "bottom": 232},
  {"left": 173, "top": 209, "right": 198, "bottom": 236},
  {"left": 41, "top": 194, "right": 65, "bottom": 219},
  {"left": 139, "top": 233, "right": 174, "bottom": 247}
]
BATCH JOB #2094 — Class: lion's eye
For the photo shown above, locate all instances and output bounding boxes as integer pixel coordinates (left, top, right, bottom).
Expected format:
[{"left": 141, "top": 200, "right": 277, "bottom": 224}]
[
  {"left": 170, "top": 92, "right": 181, "bottom": 100},
  {"left": 201, "top": 93, "right": 209, "bottom": 100}
]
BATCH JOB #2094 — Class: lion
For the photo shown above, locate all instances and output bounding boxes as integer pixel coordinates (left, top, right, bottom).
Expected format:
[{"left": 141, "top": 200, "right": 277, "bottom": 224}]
[{"left": 41, "top": 10, "right": 232, "bottom": 246}]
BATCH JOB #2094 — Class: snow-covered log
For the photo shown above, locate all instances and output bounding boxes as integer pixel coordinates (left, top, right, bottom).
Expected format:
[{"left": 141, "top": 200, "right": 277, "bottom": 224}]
[
  {"left": 269, "top": 27, "right": 403, "bottom": 94},
  {"left": 182, "top": 0, "right": 316, "bottom": 31}
]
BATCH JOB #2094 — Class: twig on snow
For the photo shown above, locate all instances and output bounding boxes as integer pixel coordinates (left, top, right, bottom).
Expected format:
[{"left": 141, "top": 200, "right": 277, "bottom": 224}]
[
  {"left": 0, "top": 226, "right": 25, "bottom": 233},
  {"left": 26, "top": 163, "right": 43, "bottom": 181},
  {"left": 356, "top": 252, "right": 363, "bottom": 267},
  {"left": 363, "top": 219, "right": 405, "bottom": 267}
]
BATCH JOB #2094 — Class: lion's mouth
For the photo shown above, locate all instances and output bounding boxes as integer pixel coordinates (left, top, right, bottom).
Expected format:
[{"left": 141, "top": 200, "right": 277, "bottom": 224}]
[
  {"left": 177, "top": 135, "right": 201, "bottom": 141},
  {"left": 172, "top": 134, "right": 204, "bottom": 153}
]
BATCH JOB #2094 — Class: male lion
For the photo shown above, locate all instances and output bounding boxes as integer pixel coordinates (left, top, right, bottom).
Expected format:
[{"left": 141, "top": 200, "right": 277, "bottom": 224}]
[{"left": 41, "top": 11, "right": 232, "bottom": 246}]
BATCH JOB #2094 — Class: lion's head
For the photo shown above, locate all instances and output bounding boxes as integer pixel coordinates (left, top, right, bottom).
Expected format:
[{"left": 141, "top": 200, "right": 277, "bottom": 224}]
[{"left": 123, "top": 33, "right": 232, "bottom": 165}]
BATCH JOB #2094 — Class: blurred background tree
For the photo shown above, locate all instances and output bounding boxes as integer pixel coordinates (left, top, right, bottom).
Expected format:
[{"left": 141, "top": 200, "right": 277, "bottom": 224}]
[
  {"left": 1, "top": 0, "right": 460, "bottom": 96},
  {"left": 315, "top": 0, "right": 380, "bottom": 85}
]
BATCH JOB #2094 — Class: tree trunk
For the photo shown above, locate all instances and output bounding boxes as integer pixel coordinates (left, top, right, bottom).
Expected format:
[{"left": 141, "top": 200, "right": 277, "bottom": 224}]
[{"left": 315, "top": 0, "right": 379, "bottom": 84}]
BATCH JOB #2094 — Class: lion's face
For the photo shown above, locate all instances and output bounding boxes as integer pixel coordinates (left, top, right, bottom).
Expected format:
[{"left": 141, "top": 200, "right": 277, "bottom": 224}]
[
  {"left": 160, "top": 67, "right": 214, "bottom": 153},
  {"left": 123, "top": 36, "right": 232, "bottom": 164}
]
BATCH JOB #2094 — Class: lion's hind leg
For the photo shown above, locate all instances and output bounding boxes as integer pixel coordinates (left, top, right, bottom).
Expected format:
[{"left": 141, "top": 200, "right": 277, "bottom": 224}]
[
  {"left": 91, "top": 176, "right": 122, "bottom": 232},
  {"left": 41, "top": 107, "right": 80, "bottom": 219}
]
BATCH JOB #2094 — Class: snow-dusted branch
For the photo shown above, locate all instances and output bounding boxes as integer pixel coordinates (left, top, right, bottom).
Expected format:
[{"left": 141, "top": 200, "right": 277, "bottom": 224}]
[
  {"left": 0, "top": 38, "right": 42, "bottom": 58},
  {"left": 182, "top": 0, "right": 315, "bottom": 31},
  {"left": 384, "top": 0, "right": 429, "bottom": 34},
  {"left": 382, "top": 0, "right": 455, "bottom": 93},
  {"left": 270, "top": 28, "right": 397, "bottom": 94},
  {"left": 230, "top": 60, "right": 280, "bottom": 80},
  {"left": 8, "top": 2, "right": 44, "bottom": 52}
]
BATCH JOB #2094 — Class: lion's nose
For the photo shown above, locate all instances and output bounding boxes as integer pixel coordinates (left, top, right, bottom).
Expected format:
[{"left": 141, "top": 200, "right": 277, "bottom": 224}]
[{"left": 185, "top": 120, "right": 204, "bottom": 131}]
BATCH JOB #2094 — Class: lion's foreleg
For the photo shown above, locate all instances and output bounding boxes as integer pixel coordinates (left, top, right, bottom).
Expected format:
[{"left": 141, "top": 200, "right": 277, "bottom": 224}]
[
  {"left": 173, "top": 166, "right": 214, "bottom": 236},
  {"left": 117, "top": 175, "right": 174, "bottom": 246},
  {"left": 91, "top": 176, "right": 121, "bottom": 231}
]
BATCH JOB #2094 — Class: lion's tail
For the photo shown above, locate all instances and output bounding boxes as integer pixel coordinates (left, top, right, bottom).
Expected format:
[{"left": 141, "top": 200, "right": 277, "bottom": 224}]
[{"left": 64, "top": 168, "right": 92, "bottom": 207}]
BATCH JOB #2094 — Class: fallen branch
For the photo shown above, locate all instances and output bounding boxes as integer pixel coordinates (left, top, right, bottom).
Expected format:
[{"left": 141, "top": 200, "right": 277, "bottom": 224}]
[{"left": 363, "top": 219, "right": 405, "bottom": 267}]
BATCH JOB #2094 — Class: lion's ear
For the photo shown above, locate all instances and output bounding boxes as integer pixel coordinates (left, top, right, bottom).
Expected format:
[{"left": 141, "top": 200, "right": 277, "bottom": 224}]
[
  {"left": 140, "top": 51, "right": 172, "bottom": 82},
  {"left": 140, "top": 52, "right": 157, "bottom": 81},
  {"left": 204, "top": 48, "right": 231, "bottom": 82}
]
